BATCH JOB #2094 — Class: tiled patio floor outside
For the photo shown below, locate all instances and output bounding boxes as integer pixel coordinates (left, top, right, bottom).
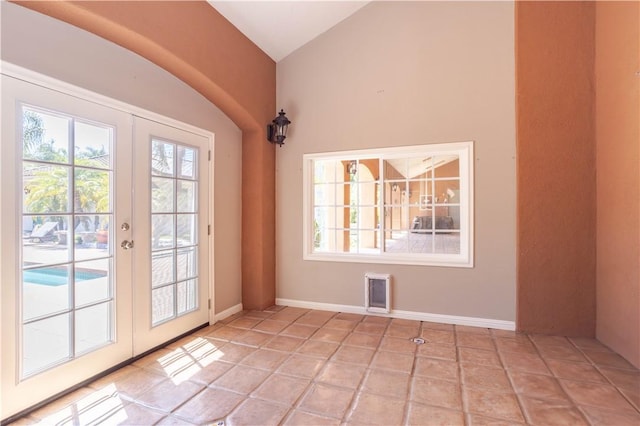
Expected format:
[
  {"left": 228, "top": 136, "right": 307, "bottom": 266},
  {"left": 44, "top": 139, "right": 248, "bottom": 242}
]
[{"left": 10, "top": 306, "right": 640, "bottom": 425}]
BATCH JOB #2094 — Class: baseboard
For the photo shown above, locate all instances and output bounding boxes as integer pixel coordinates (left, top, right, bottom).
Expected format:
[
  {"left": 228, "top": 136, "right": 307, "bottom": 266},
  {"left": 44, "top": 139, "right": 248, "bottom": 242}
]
[
  {"left": 275, "top": 298, "right": 515, "bottom": 331},
  {"left": 214, "top": 303, "right": 243, "bottom": 322}
]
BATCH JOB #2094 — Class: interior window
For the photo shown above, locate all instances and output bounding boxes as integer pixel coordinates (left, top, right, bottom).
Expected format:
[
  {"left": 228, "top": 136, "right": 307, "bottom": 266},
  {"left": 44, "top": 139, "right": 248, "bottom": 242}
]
[{"left": 304, "top": 142, "right": 473, "bottom": 267}]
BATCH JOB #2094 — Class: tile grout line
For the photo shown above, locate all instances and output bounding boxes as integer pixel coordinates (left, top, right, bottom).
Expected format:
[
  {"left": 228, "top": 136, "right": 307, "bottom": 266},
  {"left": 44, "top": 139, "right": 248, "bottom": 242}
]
[
  {"left": 527, "top": 335, "right": 594, "bottom": 425},
  {"left": 452, "top": 324, "right": 472, "bottom": 426},
  {"left": 567, "top": 338, "right": 640, "bottom": 415},
  {"left": 285, "top": 310, "right": 340, "bottom": 423},
  {"left": 339, "top": 314, "right": 390, "bottom": 424}
]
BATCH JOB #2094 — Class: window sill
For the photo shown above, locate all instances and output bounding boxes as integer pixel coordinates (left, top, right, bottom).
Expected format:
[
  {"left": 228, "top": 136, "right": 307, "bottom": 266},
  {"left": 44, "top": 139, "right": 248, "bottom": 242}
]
[{"left": 303, "top": 252, "right": 473, "bottom": 268}]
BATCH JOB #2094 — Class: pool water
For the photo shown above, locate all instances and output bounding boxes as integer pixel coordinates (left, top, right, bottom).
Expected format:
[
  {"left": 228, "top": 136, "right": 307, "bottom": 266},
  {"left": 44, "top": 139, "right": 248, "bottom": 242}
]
[{"left": 23, "top": 267, "right": 107, "bottom": 287}]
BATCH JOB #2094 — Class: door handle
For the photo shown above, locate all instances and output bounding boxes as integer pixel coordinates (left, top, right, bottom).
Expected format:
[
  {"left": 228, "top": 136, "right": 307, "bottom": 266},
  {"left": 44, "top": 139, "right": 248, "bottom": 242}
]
[{"left": 121, "top": 240, "right": 134, "bottom": 250}]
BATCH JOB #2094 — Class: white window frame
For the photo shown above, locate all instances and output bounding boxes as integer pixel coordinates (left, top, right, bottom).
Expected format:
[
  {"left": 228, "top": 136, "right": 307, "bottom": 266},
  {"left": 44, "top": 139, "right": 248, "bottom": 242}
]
[{"left": 303, "top": 142, "right": 474, "bottom": 267}]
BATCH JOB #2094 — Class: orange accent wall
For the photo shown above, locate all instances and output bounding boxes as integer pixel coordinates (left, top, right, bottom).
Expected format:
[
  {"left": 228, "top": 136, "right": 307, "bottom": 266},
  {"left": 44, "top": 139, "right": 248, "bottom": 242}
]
[
  {"left": 13, "top": 0, "right": 277, "bottom": 309},
  {"left": 595, "top": 1, "right": 640, "bottom": 368},
  {"left": 515, "top": 1, "right": 597, "bottom": 335}
]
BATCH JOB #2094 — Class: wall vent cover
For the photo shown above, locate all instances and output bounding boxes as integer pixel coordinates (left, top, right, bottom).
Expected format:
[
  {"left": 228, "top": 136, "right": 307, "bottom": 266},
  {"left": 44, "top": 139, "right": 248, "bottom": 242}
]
[{"left": 364, "top": 273, "right": 391, "bottom": 314}]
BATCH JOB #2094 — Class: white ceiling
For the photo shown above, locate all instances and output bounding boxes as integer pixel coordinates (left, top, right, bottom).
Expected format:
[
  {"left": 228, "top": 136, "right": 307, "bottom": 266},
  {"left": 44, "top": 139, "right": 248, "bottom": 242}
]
[{"left": 208, "top": 1, "right": 370, "bottom": 62}]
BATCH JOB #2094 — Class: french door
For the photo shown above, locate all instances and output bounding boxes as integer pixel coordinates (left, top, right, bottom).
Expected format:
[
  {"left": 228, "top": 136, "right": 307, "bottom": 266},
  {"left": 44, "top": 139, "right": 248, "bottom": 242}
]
[{"left": 1, "top": 74, "right": 210, "bottom": 420}]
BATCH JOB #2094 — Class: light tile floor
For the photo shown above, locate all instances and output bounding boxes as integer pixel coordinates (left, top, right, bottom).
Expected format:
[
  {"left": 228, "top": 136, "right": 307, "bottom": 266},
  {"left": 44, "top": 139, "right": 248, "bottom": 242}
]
[{"left": 10, "top": 306, "right": 640, "bottom": 425}]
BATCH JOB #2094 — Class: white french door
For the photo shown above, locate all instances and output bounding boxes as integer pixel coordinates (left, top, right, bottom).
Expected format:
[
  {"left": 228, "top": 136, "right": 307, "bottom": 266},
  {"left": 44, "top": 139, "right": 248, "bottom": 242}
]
[
  {"left": 131, "top": 117, "right": 210, "bottom": 354},
  {"left": 1, "top": 74, "right": 211, "bottom": 420}
]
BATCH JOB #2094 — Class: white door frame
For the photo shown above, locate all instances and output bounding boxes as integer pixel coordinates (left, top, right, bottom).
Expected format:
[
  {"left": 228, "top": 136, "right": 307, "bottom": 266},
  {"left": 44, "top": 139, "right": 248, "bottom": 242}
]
[{"left": 0, "top": 63, "right": 215, "bottom": 420}]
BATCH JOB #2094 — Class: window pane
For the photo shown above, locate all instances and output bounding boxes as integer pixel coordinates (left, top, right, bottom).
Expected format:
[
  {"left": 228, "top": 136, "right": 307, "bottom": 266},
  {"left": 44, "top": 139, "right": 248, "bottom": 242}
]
[
  {"left": 355, "top": 206, "right": 378, "bottom": 230},
  {"left": 408, "top": 232, "right": 434, "bottom": 253},
  {"left": 152, "top": 214, "right": 175, "bottom": 250},
  {"left": 152, "top": 285, "right": 175, "bottom": 325},
  {"left": 177, "top": 279, "right": 197, "bottom": 315},
  {"left": 314, "top": 183, "right": 336, "bottom": 206},
  {"left": 314, "top": 207, "right": 334, "bottom": 231},
  {"left": 151, "top": 140, "right": 175, "bottom": 177},
  {"left": 384, "top": 159, "right": 407, "bottom": 180},
  {"left": 23, "top": 313, "right": 70, "bottom": 377},
  {"left": 24, "top": 163, "right": 70, "bottom": 214},
  {"left": 74, "top": 169, "right": 111, "bottom": 215},
  {"left": 177, "top": 247, "right": 197, "bottom": 281},
  {"left": 22, "top": 265, "right": 71, "bottom": 321},
  {"left": 75, "top": 259, "right": 110, "bottom": 307},
  {"left": 177, "top": 180, "right": 196, "bottom": 212},
  {"left": 177, "top": 146, "right": 197, "bottom": 179},
  {"left": 357, "top": 230, "right": 379, "bottom": 253},
  {"left": 313, "top": 225, "right": 327, "bottom": 251},
  {"left": 336, "top": 207, "right": 352, "bottom": 230},
  {"left": 434, "top": 232, "right": 461, "bottom": 254},
  {"left": 22, "top": 108, "right": 70, "bottom": 164},
  {"left": 74, "top": 215, "right": 111, "bottom": 260},
  {"left": 75, "top": 302, "right": 112, "bottom": 354},
  {"left": 433, "top": 156, "right": 460, "bottom": 178},
  {"left": 176, "top": 214, "right": 197, "bottom": 247},
  {"left": 23, "top": 216, "right": 71, "bottom": 267},
  {"left": 314, "top": 159, "right": 338, "bottom": 183},
  {"left": 383, "top": 231, "right": 406, "bottom": 252},
  {"left": 152, "top": 177, "right": 175, "bottom": 213},
  {"left": 152, "top": 250, "right": 175, "bottom": 288},
  {"left": 74, "top": 121, "right": 111, "bottom": 169},
  {"left": 352, "top": 159, "right": 379, "bottom": 182}
]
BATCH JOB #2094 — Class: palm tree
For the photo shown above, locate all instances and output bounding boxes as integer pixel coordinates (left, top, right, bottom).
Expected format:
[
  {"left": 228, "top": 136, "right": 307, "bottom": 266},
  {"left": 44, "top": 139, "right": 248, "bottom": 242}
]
[{"left": 22, "top": 110, "right": 45, "bottom": 157}]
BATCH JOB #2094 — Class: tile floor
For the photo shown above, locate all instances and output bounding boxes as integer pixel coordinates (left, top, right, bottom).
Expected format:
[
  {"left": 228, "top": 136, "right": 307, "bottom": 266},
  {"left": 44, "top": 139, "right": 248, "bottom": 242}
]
[{"left": 10, "top": 306, "right": 640, "bottom": 425}]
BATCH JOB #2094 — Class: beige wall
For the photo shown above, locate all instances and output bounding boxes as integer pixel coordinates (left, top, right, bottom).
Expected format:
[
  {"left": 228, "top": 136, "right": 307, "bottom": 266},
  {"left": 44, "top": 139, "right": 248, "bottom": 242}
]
[
  {"left": 1, "top": 2, "right": 243, "bottom": 314},
  {"left": 276, "top": 2, "right": 516, "bottom": 321},
  {"left": 595, "top": 1, "right": 640, "bottom": 368}
]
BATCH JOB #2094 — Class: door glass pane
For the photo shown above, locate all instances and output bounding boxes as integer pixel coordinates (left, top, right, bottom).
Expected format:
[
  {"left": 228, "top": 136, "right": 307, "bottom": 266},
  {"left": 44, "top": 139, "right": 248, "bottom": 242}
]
[
  {"left": 75, "top": 302, "right": 112, "bottom": 354},
  {"left": 177, "top": 181, "right": 196, "bottom": 212},
  {"left": 152, "top": 286, "right": 175, "bottom": 324},
  {"left": 152, "top": 177, "right": 175, "bottom": 213},
  {"left": 75, "top": 215, "right": 111, "bottom": 261},
  {"left": 23, "top": 216, "right": 71, "bottom": 267},
  {"left": 150, "top": 141, "right": 199, "bottom": 326},
  {"left": 22, "top": 265, "right": 70, "bottom": 321},
  {"left": 177, "top": 280, "right": 197, "bottom": 315},
  {"left": 23, "top": 163, "right": 70, "bottom": 214},
  {"left": 20, "top": 105, "right": 115, "bottom": 378},
  {"left": 22, "top": 108, "right": 70, "bottom": 164},
  {"left": 152, "top": 250, "right": 175, "bottom": 288},
  {"left": 152, "top": 214, "right": 175, "bottom": 250},
  {"left": 177, "top": 145, "right": 196, "bottom": 179},
  {"left": 177, "top": 247, "right": 197, "bottom": 281},
  {"left": 23, "top": 314, "right": 71, "bottom": 377},
  {"left": 74, "top": 121, "right": 111, "bottom": 169},
  {"left": 152, "top": 140, "right": 175, "bottom": 177},
  {"left": 75, "top": 259, "right": 111, "bottom": 307},
  {"left": 176, "top": 214, "right": 196, "bottom": 247},
  {"left": 74, "top": 168, "right": 111, "bottom": 213}
]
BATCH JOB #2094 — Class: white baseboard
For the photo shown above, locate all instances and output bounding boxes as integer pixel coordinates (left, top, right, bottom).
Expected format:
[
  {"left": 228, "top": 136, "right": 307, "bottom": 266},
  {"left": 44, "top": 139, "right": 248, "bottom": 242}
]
[
  {"left": 214, "top": 303, "right": 243, "bottom": 323},
  {"left": 276, "top": 298, "right": 515, "bottom": 331}
]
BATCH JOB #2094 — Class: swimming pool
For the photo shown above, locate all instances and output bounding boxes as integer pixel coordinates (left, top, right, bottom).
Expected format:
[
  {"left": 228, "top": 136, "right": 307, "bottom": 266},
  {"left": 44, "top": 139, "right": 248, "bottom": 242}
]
[{"left": 23, "top": 267, "right": 107, "bottom": 286}]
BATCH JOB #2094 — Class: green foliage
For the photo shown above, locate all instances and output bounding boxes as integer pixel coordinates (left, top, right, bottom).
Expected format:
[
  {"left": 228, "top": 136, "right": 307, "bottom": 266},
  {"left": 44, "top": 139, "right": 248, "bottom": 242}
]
[{"left": 22, "top": 111, "right": 110, "bottom": 215}]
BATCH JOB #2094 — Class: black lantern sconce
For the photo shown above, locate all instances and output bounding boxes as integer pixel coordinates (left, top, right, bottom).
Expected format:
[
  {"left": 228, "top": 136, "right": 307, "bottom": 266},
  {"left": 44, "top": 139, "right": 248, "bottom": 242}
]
[
  {"left": 348, "top": 160, "right": 358, "bottom": 176},
  {"left": 267, "top": 109, "right": 291, "bottom": 147}
]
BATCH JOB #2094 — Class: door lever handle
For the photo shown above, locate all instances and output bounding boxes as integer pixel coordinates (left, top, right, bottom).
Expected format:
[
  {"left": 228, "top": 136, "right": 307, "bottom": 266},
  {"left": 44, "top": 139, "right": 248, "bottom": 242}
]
[{"left": 121, "top": 240, "right": 134, "bottom": 250}]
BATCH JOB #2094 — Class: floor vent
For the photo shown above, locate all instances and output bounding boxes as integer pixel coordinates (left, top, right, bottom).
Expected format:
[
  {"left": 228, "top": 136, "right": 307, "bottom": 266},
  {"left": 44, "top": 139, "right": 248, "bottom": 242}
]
[{"left": 364, "top": 273, "right": 391, "bottom": 314}]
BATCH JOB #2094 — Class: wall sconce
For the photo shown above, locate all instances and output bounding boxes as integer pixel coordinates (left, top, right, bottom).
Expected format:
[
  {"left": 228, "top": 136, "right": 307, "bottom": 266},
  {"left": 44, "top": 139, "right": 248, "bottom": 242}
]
[
  {"left": 267, "top": 109, "right": 291, "bottom": 146},
  {"left": 348, "top": 160, "right": 358, "bottom": 176}
]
